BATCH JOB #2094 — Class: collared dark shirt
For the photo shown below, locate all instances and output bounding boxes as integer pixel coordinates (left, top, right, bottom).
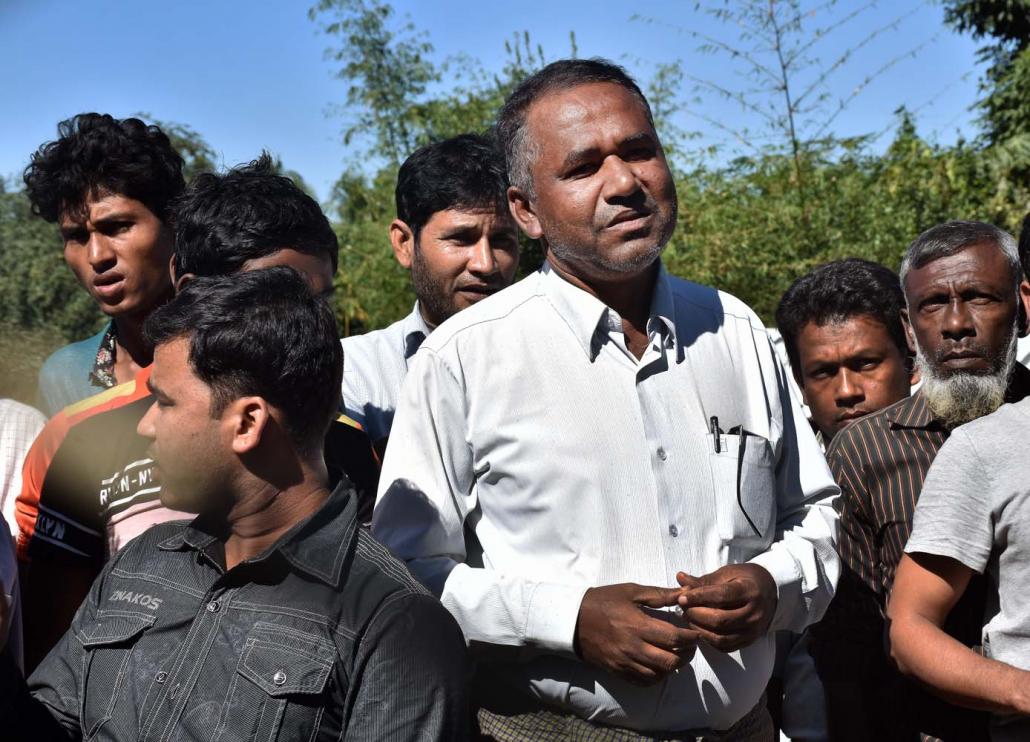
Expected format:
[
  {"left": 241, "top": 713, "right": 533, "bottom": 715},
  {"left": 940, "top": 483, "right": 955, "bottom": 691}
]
[
  {"left": 810, "top": 363, "right": 1030, "bottom": 742},
  {"left": 1, "top": 484, "right": 470, "bottom": 741}
]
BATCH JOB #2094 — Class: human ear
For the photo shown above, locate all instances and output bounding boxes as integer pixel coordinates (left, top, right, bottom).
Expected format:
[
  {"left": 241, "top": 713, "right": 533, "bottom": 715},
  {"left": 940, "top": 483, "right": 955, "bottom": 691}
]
[
  {"left": 389, "top": 219, "right": 415, "bottom": 270},
  {"left": 228, "top": 397, "right": 271, "bottom": 455},
  {"left": 1018, "top": 280, "right": 1030, "bottom": 337},
  {"left": 901, "top": 308, "right": 916, "bottom": 355},
  {"left": 507, "top": 186, "right": 542, "bottom": 240}
]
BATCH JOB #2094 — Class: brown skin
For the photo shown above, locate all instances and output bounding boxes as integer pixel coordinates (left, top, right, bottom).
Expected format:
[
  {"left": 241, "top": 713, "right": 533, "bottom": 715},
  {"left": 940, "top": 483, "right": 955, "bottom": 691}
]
[
  {"left": 19, "top": 248, "right": 337, "bottom": 671},
  {"left": 139, "top": 339, "right": 331, "bottom": 569},
  {"left": 390, "top": 207, "right": 520, "bottom": 328},
  {"left": 795, "top": 316, "right": 913, "bottom": 440},
  {"left": 510, "top": 82, "right": 775, "bottom": 683},
  {"left": 507, "top": 82, "right": 677, "bottom": 359},
  {"left": 888, "top": 553, "right": 1030, "bottom": 716},
  {"left": 902, "top": 242, "right": 1019, "bottom": 374},
  {"left": 59, "top": 193, "right": 175, "bottom": 384}
]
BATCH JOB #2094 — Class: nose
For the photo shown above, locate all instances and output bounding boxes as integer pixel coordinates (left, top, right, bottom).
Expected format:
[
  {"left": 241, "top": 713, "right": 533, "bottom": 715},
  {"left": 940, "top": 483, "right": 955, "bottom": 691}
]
[
  {"left": 941, "top": 298, "right": 975, "bottom": 340},
  {"left": 466, "top": 236, "right": 499, "bottom": 277},
  {"left": 600, "top": 156, "right": 640, "bottom": 202},
  {"left": 137, "top": 401, "right": 158, "bottom": 439},
  {"left": 835, "top": 369, "right": 865, "bottom": 407},
  {"left": 87, "top": 233, "right": 116, "bottom": 272}
]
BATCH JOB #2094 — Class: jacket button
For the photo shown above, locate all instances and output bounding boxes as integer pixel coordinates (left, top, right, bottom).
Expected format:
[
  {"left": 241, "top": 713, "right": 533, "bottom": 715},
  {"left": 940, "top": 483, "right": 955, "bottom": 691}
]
[
  {"left": 156, "top": 672, "right": 167, "bottom": 684},
  {"left": 273, "top": 670, "right": 287, "bottom": 686},
  {"left": 206, "top": 601, "right": 219, "bottom": 613}
]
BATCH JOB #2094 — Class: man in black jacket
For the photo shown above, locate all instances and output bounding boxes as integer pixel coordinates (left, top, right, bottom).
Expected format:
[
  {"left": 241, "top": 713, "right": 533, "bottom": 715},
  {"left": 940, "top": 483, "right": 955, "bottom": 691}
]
[{"left": 0, "top": 268, "right": 469, "bottom": 741}]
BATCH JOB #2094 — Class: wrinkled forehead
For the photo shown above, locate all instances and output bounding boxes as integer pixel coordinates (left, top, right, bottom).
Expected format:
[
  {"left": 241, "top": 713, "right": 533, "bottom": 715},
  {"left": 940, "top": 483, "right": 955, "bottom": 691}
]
[
  {"left": 904, "top": 242, "right": 1016, "bottom": 296},
  {"left": 524, "top": 82, "right": 656, "bottom": 151}
]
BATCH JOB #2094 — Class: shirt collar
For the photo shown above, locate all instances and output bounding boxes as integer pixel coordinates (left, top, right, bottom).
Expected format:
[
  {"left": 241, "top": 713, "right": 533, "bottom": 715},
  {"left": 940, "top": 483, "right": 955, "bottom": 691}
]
[
  {"left": 401, "top": 302, "right": 433, "bottom": 360},
  {"left": 540, "top": 261, "right": 677, "bottom": 361},
  {"left": 887, "top": 391, "right": 938, "bottom": 430},
  {"left": 88, "top": 321, "right": 118, "bottom": 389},
  {"left": 157, "top": 481, "right": 360, "bottom": 588}
]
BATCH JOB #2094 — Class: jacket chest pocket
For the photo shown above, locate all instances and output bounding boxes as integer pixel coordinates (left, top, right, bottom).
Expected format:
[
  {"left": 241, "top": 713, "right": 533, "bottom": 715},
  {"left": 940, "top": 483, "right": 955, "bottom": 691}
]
[
  {"left": 215, "top": 623, "right": 337, "bottom": 742},
  {"left": 76, "top": 612, "right": 156, "bottom": 740},
  {"left": 709, "top": 431, "right": 776, "bottom": 552}
]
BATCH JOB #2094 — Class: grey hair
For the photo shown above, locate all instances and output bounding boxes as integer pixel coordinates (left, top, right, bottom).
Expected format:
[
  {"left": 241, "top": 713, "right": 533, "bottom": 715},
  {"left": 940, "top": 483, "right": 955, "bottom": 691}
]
[
  {"left": 899, "top": 220, "right": 1021, "bottom": 296},
  {"left": 495, "top": 58, "right": 655, "bottom": 197}
]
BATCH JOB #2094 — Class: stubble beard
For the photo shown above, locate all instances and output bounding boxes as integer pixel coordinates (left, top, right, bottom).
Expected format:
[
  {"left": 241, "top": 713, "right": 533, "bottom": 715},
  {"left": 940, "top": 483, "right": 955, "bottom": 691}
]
[
  {"left": 915, "top": 320, "right": 1019, "bottom": 429},
  {"left": 411, "top": 246, "right": 456, "bottom": 327}
]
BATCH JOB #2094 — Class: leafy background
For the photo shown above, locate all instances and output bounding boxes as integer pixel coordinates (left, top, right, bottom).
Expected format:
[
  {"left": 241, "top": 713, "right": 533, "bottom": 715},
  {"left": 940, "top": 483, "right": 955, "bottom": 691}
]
[{"left": 2, "top": 0, "right": 1027, "bottom": 404}]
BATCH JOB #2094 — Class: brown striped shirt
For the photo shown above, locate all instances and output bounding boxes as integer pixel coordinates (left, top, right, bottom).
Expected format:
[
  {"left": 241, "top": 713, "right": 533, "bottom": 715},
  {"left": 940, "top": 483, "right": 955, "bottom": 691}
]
[{"left": 829, "top": 362, "right": 1030, "bottom": 601}]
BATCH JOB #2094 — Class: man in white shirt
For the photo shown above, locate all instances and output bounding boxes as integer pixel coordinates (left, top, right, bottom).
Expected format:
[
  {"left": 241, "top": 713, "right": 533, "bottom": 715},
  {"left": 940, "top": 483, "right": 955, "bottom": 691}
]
[
  {"left": 340, "top": 134, "right": 520, "bottom": 449},
  {"left": 373, "top": 58, "right": 839, "bottom": 740}
]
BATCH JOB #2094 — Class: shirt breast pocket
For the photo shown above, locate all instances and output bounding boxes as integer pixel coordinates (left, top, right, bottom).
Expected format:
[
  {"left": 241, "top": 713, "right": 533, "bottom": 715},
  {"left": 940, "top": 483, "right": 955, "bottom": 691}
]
[
  {"left": 215, "top": 622, "right": 336, "bottom": 742},
  {"left": 76, "top": 611, "right": 156, "bottom": 740},
  {"left": 708, "top": 430, "right": 776, "bottom": 551}
]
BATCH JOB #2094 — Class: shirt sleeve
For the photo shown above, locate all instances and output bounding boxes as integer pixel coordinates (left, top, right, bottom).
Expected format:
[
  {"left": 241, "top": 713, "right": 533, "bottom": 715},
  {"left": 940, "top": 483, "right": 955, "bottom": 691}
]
[
  {"left": 14, "top": 412, "right": 70, "bottom": 562},
  {"left": 905, "top": 428, "right": 992, "bottom": 573},
  {"left": 346, "top": 592, "right": 470, "bottom": 741},
  {"left": 372, "top": 349, "right": 589, "bottom": 654},
  {"left": 747, "top": 342, "right": 841, "bottom": 634}
]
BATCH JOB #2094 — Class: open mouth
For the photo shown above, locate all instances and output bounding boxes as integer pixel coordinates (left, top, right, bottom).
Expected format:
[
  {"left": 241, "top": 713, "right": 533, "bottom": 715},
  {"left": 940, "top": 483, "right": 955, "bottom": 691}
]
[{"left": 93, "top": 273, "right": 126, "bottom": 299}]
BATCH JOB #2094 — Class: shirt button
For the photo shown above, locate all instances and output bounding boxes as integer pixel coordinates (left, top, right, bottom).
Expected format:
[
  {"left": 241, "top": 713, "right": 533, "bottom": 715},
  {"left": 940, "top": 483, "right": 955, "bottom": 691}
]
[
  {"left": 273, "top": 670, "right": 287, "bottom": 686},
  {"left": 206, "top": 601, "right": 220, "bottom": 613},
  {"left": 156, "top": 672, "right": 167, "bottom": 684},
  {"left": 669, "top": 524, "right": 679, "bottom": 537},
  {"left": 657, "top": 447, "right": 668, "bottom": 461}
]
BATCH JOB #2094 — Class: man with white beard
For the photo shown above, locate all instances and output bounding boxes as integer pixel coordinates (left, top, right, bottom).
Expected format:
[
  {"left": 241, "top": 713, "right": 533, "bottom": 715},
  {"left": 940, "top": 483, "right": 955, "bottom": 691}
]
[{"left": 809, "top": 221, "right": 1030, "bottom": 742}]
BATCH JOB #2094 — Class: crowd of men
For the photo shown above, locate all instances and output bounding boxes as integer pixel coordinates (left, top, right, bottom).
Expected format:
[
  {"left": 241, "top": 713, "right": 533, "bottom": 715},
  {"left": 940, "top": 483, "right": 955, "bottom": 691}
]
[{"left": 0, "top": 57, "right": 1028, "bottom": 741}]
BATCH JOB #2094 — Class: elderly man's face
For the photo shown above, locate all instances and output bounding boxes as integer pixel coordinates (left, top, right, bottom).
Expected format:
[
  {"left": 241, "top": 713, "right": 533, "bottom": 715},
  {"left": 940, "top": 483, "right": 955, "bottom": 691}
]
[
  {"left": 903, "top": 241, "right": 1020, "bottom": 425},
  {"left": 511, "top": 82, "right": 677, "bottom": 282}
]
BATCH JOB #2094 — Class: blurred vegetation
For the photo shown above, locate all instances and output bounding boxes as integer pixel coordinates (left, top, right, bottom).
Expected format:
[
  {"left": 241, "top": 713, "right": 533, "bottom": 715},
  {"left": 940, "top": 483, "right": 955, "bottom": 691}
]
[{"left": 1, "top": 0, "right": 1028, "bottom": 407}]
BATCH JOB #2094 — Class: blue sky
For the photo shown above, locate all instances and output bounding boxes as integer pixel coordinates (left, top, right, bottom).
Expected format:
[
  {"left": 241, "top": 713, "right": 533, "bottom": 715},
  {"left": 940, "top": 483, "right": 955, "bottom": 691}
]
[{"left": 0, "top": 0, "right": 985, "bottom": 202}]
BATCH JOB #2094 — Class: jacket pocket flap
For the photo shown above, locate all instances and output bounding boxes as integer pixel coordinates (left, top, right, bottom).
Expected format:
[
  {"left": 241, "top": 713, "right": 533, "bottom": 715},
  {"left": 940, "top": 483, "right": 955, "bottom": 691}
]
[
  {"left": 76, "top": 613, "right": 156, "bottom": 648},
  {"left": 239, "top": 640, "right": 333, "bottom": 697}
]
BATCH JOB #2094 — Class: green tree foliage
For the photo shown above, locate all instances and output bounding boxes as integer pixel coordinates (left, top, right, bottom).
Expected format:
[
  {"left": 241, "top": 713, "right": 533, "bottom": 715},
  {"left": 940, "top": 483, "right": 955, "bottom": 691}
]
[{"left": 944, "top": 0, "right": 1030, "bottom": 146}]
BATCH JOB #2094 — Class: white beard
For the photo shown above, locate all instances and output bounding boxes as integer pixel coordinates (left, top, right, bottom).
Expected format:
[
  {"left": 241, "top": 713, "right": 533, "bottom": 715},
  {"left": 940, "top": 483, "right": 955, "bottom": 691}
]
[{"left": 915, "top": 322, "right": 1018, "bottom": 429}]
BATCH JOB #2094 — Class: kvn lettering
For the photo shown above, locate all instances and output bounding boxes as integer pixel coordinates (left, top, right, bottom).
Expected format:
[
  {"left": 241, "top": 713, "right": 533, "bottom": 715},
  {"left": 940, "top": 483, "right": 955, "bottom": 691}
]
[{"left": 108, "top": 590, "right": 163, "bottom": 610}]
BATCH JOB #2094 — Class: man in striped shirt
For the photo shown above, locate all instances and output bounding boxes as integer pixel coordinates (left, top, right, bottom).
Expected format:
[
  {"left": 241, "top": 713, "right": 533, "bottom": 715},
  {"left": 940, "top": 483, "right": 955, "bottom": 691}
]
[{"left": 811, "top": 221, "right": 1030, "bottom": 741}]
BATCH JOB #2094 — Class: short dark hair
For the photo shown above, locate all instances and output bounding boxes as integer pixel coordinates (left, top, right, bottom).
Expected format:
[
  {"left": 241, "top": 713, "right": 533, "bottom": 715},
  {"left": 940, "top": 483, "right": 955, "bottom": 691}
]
[
  {"left": 1018, "top": 213, "right": 1030, "bottom": 282},
  {"left": 395, "top": 133, "right": 509, "bottom": 238},
  {"left": 173, "top": 153, "right": 339, "bottom": 277},
  {"left": 776, "top": 258, "right": 908, "bottom": 374},
  {"left": 899, "top": 220, "right": 1020, "bottom": 292},
  {"left": 496, "top": 58, "right": 654, "bottom": 194},
  {"left": 144, "top": 266, "right": 342, "bottom": 452},
  {"left": 24, "top": 113, "right": 185, "bottom": 223}
]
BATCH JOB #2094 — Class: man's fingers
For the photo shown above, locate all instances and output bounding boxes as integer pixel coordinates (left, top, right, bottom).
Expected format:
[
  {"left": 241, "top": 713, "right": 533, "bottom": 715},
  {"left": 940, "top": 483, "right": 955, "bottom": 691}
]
[
  {"left": 683, "top": 604, "right": 753, "bottom": 635},
  {"left": 633, "top": 642, "right": 690, "bottom": 675},
  {"left": 635, "top": 615, "right": 701, "bottom": 656},
  {"left": 634, "top": 586, "right": 687, "bottom": 609},
  {"left": 678, "top": 582, "right": 749, "bottom": 610},
  {"left": 676, "top": 571, "right": 702, "bottom": 589},
  {"left": 691, "top": 625, "right": 750, "bottom": 653}
]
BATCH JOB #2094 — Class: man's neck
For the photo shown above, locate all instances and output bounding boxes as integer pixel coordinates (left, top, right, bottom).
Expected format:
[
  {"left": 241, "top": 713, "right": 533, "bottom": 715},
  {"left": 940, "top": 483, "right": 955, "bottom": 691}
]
[
  {"left": 548, "top": 258, "right": 659, "bottom": 358},
  {"left": 223, "top": 470, "right": 331, "bottom": 571},
  {"left": 111, "top": 314, "right": 153, "bottom": 384}
]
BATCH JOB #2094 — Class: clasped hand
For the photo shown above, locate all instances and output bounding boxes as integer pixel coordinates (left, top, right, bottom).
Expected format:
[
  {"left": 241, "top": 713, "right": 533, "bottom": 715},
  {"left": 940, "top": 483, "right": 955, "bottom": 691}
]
[{"left": 574, "top": 564, "right": 777, "bottom": 685}]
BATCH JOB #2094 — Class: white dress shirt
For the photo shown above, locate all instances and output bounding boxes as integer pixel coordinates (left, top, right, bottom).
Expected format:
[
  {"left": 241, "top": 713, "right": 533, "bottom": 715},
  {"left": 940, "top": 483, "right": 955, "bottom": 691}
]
[
  {"left": 373, "top": 263, "right": 839, "bottom": 732},
  {"left": 340, "top": 302, "right": 433, "bottom": 442}
]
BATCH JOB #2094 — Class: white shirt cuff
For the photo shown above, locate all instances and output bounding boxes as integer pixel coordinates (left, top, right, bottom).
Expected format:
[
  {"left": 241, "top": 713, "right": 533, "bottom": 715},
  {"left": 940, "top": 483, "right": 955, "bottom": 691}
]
[
  {"left": 748, "top": 548, "right": 802, "bottom": 633},
  {"left": 524, "top": 582, "right": 591, "bottom": 654}
]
